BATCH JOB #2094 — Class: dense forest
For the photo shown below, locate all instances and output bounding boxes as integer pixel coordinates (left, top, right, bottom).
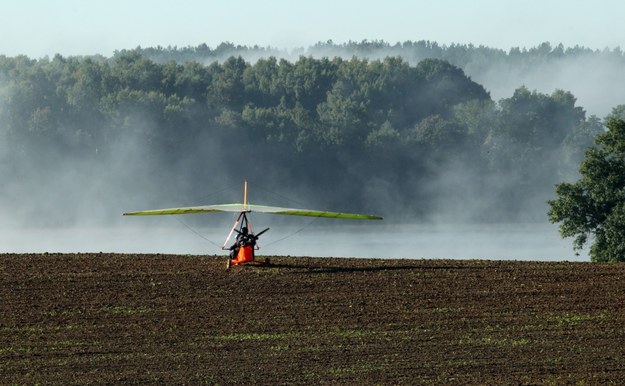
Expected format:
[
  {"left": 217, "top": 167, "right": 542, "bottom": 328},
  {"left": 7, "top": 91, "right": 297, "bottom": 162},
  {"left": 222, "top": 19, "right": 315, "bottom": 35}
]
[
  {"left": 1, "top": 41, "right": 623, "bottom": 227},
  {"left": 139, "top": 40, "right": 625, "bottom": 118}
]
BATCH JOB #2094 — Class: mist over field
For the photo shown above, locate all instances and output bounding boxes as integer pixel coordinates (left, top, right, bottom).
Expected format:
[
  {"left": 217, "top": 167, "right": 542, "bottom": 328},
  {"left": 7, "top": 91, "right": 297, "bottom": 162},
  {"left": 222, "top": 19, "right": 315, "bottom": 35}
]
[
  {"left": 0, "top": 41, "right": 621, "bottom": 259},
  {"left": 468, "top": 50, "right": 625, "bottom": 119},
  {"left": 0, "top": 223, "right": 584, "bottom": 261}
]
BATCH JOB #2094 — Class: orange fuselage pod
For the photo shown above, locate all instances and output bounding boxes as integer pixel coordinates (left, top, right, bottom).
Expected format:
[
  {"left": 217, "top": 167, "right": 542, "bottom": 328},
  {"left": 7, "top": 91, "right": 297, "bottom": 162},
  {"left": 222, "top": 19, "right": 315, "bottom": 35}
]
[{"left": 232, "top": 245, "right": 255, "bottom": 265}]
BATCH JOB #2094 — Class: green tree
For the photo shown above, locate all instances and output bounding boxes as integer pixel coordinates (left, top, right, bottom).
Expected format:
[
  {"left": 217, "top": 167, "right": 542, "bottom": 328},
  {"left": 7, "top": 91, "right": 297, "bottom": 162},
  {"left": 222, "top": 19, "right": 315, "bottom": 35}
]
[
  {"left": 408, "top": 114, "right": 467, "bottom": 153},
  {"left": 242, "top": 56, "right": 282, "bottom": 106},
  {"left": 414, "top": 58, "right": 490, "bottom": 119},
  {"left": 365, "top": 120, "right": 400, "bottom": 150},
  {"left": 316, "top": 82, "right": 366, "bottom": 147},
  {"left": 110, "top": 50, "right": 162, "bottom": 92},
  {"left": 496, "top": 87, "right": 585, "bottom": 150},
  {"left": 548, "top": 118, "right": 625, "bottom": 261},
  {"left": 605, "top": 104, "right": 625, "bottom": 122},
  {"left": 211, "top": 56, "right": 248, "bottom": 108}
]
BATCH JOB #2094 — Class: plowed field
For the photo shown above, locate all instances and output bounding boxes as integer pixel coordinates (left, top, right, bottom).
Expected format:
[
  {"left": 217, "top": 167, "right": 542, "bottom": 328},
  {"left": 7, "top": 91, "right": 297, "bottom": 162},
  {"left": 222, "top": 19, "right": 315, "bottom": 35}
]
[{"left": 2, "top": 253, "right": 625, "bottom": 384}]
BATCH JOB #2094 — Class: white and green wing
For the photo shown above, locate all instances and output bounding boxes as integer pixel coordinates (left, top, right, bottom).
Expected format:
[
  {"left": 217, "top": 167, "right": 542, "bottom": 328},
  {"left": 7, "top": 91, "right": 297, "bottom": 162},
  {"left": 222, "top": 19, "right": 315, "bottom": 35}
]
[
  {"left": 123, "top": 204, "right": 248, "bottom": 216},
  {"left": 124, "top": 203, "right": 382, "bottom": 220}
]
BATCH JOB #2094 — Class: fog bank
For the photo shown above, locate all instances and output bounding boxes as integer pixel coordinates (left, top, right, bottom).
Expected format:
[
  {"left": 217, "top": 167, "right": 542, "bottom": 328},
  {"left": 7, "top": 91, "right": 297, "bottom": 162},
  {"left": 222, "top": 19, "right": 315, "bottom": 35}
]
[{"left": 0, "top": 222, "right": 586, "bottom": 261}]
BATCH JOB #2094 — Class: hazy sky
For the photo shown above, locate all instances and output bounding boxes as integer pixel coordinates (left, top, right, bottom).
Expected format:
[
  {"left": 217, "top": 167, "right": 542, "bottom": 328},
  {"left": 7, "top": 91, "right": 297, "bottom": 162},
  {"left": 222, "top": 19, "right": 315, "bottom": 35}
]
[{"left": 1, "top": 0, "right": 623, "bottom": 58}]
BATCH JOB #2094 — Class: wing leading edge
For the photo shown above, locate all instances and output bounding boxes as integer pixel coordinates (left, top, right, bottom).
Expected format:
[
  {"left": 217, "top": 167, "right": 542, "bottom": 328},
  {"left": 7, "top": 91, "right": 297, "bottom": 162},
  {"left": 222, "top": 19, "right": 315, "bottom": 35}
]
[{"left": 123, "top": 203, "right": 382, "bottom": 220}]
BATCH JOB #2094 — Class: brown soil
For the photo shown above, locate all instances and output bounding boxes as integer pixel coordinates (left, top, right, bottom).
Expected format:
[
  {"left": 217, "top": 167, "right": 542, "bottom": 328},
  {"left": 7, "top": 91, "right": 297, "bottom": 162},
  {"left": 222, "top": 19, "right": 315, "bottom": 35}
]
[{"left": 2, "top": 253, "right": 625, "bottom": 384}]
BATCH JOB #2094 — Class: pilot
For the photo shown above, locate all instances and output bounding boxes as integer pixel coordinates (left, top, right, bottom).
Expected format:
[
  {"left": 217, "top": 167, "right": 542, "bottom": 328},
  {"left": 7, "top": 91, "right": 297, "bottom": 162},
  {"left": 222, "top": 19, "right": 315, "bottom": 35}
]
[{"left": 229, "top": 226, "right": 251, "bottom": 260}]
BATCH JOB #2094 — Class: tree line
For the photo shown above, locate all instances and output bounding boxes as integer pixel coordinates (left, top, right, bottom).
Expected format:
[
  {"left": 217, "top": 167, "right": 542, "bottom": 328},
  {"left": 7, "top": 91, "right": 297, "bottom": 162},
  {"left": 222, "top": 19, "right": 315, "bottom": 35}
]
[
  {"left": 0, "top": 50, "right": 617, "bottom": 225},
  {"left": 134, "top": 40, "right": 625, "bottom": 68}
]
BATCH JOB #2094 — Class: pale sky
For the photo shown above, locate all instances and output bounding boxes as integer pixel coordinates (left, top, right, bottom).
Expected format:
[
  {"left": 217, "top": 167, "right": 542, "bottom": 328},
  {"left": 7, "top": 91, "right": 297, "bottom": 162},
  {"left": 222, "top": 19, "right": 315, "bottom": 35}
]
[{"left": 0, "top": 0, "right": 623, "bottom": 58}]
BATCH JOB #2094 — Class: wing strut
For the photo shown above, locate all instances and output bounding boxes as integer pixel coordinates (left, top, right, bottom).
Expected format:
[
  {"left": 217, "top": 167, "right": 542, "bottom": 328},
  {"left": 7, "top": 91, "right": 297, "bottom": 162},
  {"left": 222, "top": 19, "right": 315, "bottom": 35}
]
[{"left": 222, "top": 211, "right": 244, "bottom": 249}]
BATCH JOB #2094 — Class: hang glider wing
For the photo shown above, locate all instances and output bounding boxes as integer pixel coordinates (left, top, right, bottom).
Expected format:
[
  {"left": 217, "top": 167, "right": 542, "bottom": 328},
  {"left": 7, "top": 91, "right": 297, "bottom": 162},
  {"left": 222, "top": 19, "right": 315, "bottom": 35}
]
[
  {"left": 247, "top": 204, "right": 383, "bottom": 220},
  {"left": 123, "top": 203, "right": 382, "bottom": 220},
  {"left": 123, "top": 204, "right": 248, "bottom": 216}
]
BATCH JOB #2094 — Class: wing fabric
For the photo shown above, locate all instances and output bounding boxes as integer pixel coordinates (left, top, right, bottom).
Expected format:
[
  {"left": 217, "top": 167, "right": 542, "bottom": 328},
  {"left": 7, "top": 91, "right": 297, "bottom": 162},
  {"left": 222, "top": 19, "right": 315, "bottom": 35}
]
[
  {"left": 247, "top": 204, "right": 382, "bottom": 220},
  {"left": 124, "top": 203, "right": 382, "bottom": 220},
  {"left": 123, "top": 204, "right": 247, "bottom": 216}
]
